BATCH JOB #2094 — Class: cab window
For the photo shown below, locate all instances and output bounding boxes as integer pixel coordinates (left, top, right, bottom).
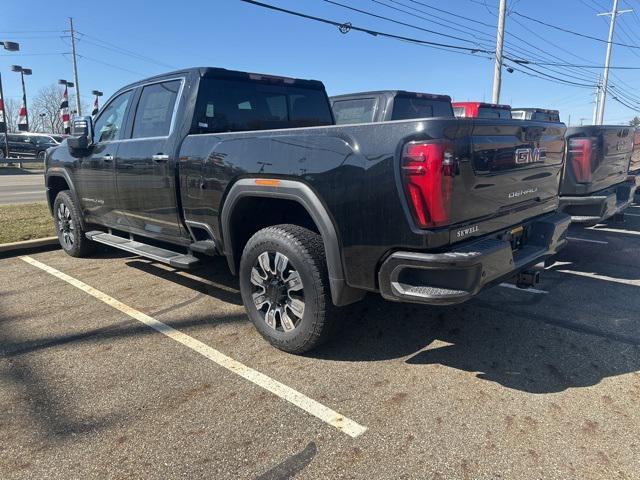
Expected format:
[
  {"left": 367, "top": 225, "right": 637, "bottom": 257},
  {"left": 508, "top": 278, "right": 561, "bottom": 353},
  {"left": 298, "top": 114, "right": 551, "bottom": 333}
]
[
  {"left": 332, "top": 98, "right": 377, "bottom": 124},
  {"left": 93, "top": 90, "right": 134, "bottom": 143},
  {"left": 131, "top": 80, "right": 181, "bottom": 138}
]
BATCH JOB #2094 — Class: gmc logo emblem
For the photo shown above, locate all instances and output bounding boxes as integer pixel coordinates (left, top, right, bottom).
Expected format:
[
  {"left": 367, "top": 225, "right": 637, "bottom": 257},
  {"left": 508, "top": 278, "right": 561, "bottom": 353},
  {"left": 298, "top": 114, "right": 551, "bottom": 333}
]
[{"left": 515, "top": 147, "right": 546, "bottom": 164}]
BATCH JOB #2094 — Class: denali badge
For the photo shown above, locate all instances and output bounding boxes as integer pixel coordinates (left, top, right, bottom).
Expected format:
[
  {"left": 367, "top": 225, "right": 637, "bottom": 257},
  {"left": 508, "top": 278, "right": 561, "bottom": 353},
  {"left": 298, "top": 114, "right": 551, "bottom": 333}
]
[
  {"left": 508, "top": 187, "right": 538, "bottom": 199},
  {"left": 515, "top": 147, "right": 546, "bottom": 164},
  {"left": 456, "top": 225, "right": 480, "bottom": 238}
]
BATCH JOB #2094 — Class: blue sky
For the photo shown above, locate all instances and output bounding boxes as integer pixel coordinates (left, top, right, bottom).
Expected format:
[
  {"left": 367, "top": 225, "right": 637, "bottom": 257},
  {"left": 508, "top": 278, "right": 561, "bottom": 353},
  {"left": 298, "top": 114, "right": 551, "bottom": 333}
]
[{"left": 1, "top": 0, "right": 639, "bottom": 125}]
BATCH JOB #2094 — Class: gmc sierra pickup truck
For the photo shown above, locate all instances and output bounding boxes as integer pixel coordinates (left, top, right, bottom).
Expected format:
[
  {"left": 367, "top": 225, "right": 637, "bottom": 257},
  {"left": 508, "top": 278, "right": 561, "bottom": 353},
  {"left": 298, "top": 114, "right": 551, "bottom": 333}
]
[
  {"left": 45, "top": 70, "right": 570, "bottom": 353},
  {"left": 559, "top": 126, "right": 636, "bottom": 224}
]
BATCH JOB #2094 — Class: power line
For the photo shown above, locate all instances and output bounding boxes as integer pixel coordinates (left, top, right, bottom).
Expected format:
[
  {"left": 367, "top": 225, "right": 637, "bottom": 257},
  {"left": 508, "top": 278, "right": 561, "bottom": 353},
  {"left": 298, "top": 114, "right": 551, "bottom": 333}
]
[
  {"left": 237, "top": 0, "right": 495, "bottom": 54},
  {"left": 372, "top": 0, "right": 600, "bottom": 83},
  {"left": 504, "top": 60, "right": 596, "bottom": 88},
  {"left": 74, "top": 54, "right": 145, "bottom": 76},
  {"left": 368, "top": 0, "right": 495, "bottom": 49},
  {"left": 512, "top": 11, "right": 640, "bottom": 49},
  {"left": 74, "top": 31, "right": 176, "bottom": 69},
  {"left": 321, "top": 0, "right": 481, "bottom": 45}
]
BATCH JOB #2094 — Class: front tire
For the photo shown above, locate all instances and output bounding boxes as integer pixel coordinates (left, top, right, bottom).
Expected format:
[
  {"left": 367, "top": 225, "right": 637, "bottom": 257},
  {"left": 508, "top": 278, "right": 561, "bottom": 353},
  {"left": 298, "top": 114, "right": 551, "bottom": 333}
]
[
  {"left": 53, "top": 190, "right": 96, "bottom": 257},
  {"left": 239, "top": 224, "right": 337, "bottom": 354}
]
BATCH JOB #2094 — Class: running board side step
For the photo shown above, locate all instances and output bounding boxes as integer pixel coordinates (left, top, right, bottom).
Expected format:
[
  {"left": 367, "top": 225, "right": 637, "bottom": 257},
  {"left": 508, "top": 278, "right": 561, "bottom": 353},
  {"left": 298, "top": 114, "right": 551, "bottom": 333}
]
[{"left": 86, "top": 231, "right": 200, "bottom": 269}]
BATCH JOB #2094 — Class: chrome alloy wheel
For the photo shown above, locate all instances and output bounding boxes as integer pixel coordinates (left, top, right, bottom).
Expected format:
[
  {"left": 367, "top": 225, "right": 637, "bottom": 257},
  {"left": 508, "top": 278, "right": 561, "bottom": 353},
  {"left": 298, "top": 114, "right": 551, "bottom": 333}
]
[
  {"left": 251, "top": 251, "right": 305, "bottom": 332},
  {"left": 57, "top": 203, "right": 75, "bottom": 248}
]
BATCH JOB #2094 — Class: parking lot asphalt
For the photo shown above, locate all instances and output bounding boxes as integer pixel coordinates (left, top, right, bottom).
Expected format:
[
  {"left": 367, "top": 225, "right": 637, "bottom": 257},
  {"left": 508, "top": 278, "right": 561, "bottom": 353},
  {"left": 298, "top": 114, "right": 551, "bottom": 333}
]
[
  {"left": 2, "top": 207, "right": 640, "bottom": 479},
  {"left": 0, "top": 173, "right": 46, "bottom": 205}
]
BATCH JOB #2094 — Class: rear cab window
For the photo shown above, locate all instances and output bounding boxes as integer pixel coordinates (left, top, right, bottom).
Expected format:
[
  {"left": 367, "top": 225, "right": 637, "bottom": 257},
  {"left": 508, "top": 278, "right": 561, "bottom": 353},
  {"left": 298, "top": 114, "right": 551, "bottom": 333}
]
[
  {"left": 332, "top": 98, "right": 377, "bottom": 125},
  {"left": 191, "top": 77, "right": 334, "bottom": 134},
  {"left": 532, "top": 112, "right": 560, "bottom": 122},
  {"left": 391, "top": 95, "right": 453, "bottom": 120},
  {"left": 477, "top": 107, "right": 512, "bottom": 119}
]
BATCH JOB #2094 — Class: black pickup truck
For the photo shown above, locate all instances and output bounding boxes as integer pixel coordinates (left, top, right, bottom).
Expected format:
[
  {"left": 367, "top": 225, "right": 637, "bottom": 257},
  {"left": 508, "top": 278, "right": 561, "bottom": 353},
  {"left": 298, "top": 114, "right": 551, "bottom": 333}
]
[
  {"left": 45, "top": 71, "right": 569, "bottom": 353},
  {"left": 559, "top": 126, "right": 636, "bottom": 224}
]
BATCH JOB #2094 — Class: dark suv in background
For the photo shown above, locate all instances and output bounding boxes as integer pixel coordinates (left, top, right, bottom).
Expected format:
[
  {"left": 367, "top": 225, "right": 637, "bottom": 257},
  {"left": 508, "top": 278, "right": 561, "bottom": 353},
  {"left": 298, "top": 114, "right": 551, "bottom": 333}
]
[{"left": 0, "top": 132, "right": 62, "bottom": 160}]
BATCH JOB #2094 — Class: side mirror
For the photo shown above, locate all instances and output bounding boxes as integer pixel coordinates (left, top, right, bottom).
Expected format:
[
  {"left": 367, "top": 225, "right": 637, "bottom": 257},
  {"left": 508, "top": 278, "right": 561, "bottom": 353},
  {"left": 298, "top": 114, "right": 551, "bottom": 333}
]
[{"left": 67, "top": 116, "right": 94, "bottom": 155}]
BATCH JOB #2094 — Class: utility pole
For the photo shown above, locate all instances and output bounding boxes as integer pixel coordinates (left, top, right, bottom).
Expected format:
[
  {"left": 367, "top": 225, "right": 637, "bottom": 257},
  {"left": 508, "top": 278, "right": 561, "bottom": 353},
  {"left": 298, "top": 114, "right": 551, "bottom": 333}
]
[
  {"left": 592, "top": 75, "right": 601, "bottom": 125},
  {"left": 492, "top": 0, "right": 507, "bottom": 104},
  {"left": 595, "top": 0, "right": 632, "bottom": 125},
  {"left": 69, "top": 18, "right": 82, "bottom": 116}
]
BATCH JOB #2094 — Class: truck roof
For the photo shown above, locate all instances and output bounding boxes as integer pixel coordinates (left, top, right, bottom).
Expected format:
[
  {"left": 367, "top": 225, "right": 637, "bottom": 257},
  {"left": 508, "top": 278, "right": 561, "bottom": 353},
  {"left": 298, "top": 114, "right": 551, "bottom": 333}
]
[
  {"left": 330, "top": 90, "right": 451, "bottom": 102},
  {"left": 452, "top": 101, "right": 511, "bottom": 110},
  {"left": 512, "top": 107, "right": 560, "bottom": 115},
  {"left": 112, "top": 66, "right": 326, "bottom": 96}
]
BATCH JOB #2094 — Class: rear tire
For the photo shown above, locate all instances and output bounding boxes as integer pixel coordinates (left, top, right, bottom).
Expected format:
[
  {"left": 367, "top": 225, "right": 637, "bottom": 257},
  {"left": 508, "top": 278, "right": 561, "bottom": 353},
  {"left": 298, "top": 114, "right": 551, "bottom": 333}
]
[
  {"left": 239, "top": 224, "right": 338, "bottom": 354},
  {"left": 53, "top": 190, "right": 96, "bottom": 258}
]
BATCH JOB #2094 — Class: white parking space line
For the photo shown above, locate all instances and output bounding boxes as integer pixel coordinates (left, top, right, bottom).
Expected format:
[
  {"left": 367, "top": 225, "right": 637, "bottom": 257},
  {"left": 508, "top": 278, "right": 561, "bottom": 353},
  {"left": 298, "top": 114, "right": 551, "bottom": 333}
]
[
  {"left": 498, "top": 283, "right": 548, "bottom": 294},
  {"left": 11, "top": 191, "right": 44, "bottom": 195},
  {"left": 566, "top": 236, "right": 609, "bottom": 245},
  {"left": 556, "top": 269, "right": 640, "bottom": 287},
  {"left": 588, "top": 227, "right": 640, "bottom": 237},
  {"left": 20, "top": 256, "right": 367, "bottom": 438}
]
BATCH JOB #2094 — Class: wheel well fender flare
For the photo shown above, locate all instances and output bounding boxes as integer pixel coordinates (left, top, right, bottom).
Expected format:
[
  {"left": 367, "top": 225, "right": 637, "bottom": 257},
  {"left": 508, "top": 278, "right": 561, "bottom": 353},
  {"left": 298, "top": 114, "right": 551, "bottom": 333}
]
[
  {"left": 220, "top": 179, "right": 364, "bottom": 306},
  {"left": 45, "top": 170, "right": 85, "bottom": 226}
]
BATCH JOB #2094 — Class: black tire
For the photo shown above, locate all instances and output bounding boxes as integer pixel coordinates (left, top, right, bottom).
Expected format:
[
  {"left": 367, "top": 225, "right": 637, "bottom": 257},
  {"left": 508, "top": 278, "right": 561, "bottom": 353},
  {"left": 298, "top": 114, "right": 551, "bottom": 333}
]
[
  {"left": 53, "top": 190, "right": 96, "bottom": 257},
  {"left": 239, "top": 224, "right": 338, "bottom": 354}
]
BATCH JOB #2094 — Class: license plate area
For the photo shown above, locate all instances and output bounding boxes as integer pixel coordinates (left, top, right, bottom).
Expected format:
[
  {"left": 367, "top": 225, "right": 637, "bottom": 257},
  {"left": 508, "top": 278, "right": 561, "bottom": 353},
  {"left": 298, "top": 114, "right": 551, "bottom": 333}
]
[{"left": 500, "top": 225, "right": 526, "bottom": 252}]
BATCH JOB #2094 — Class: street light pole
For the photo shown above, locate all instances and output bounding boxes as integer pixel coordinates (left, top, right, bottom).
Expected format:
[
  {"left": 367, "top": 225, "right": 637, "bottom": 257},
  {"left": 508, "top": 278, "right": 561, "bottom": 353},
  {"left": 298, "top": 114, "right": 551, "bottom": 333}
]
[
  {"left": 1, "top": 41, "right": 20, "bottom": 158},
  {"left": 11, "top": 64, "right": 32, "bottom": 132}
]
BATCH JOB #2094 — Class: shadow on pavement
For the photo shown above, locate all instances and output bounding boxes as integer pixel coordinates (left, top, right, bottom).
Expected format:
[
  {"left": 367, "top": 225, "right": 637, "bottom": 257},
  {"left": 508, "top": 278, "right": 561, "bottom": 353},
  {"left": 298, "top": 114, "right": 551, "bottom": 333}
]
[{"left": 311, "top": 293, "right": 640, "bottom": 394}]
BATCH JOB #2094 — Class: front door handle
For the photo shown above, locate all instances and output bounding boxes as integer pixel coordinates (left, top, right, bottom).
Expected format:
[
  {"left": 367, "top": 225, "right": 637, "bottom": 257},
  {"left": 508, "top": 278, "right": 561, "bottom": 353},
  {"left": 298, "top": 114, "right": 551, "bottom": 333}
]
[
  {"left": 101, "top": 154, "right": 114, "bottom": 162},
  {"left": 152, "top": 154, "right": 169, "bottom": 162}
]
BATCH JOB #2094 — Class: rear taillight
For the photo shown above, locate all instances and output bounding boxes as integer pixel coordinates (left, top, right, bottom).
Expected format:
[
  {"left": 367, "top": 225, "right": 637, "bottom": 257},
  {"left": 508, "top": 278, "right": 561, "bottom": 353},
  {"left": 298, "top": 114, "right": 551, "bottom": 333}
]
[
  {"left": 401, "top": 141, "right": 455, "bottom": 228},
  {"left": 569, "top": 138, "right": 593, "bottom": 184}
]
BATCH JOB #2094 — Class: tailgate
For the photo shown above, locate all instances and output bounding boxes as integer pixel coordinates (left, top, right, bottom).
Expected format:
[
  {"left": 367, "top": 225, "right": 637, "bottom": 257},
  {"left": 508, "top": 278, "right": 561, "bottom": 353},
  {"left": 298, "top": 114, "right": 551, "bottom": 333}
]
[
  {"left": 563, "top": 126, "right": 633, "bottom": 194},
  {"left": 448, "top": 120, "right": 565, "bottom": 227}
]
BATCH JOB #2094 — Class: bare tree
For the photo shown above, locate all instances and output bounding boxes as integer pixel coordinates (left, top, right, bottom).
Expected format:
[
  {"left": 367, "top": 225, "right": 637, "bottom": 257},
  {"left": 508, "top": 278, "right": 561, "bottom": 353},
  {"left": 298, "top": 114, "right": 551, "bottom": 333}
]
[
  {"left": 31, "top": 84, "right": 65, "bottom": 134},
  {"left": 29, "top": 84, "right": 91, "bottom": 134},
  {"left": 2, "top": 97, "right": 20, "bottom": 132}
]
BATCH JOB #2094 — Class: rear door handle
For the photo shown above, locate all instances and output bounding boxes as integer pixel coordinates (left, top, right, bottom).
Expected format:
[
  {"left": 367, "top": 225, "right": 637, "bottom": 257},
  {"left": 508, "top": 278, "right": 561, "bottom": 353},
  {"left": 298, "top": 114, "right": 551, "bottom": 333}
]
[{"left": 152, "top": 154, "right": 169, "bottom": 162}]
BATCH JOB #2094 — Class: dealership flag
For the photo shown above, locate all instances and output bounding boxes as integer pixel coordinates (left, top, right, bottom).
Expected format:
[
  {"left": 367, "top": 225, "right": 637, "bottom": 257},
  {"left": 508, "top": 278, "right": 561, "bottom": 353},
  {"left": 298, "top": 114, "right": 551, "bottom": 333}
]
[
  {"left": 60, "top": 86, "right": 70, "bottom": 134},
  {"left": 0, "top": 95, "right": 5, "bottom": 133},
  {"left": 92, "top": 95, "right": 99, "bottom": 117},
  {"left": 17, "top": 102, "right": 28, "bottom": 131}
]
